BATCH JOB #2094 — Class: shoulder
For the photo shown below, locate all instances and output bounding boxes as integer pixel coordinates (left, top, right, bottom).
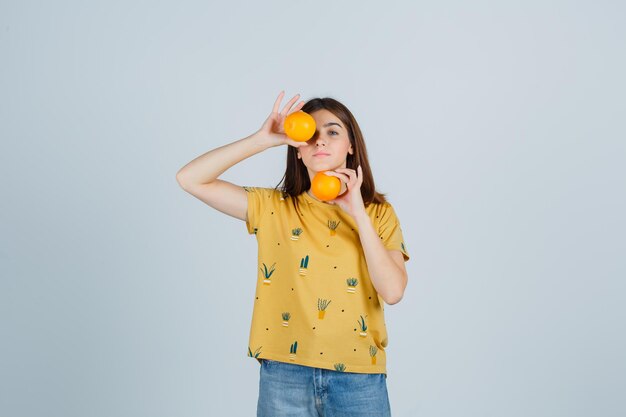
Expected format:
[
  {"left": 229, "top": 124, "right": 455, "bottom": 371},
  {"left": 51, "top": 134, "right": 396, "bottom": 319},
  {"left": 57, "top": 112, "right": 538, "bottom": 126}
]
[
  {"left": 243, "top": 186, "right": 292, "bottom": 208},
  {"left": 243, "top": 186, "right": 286, "bottom": 200},
  {"left": 366, "top": 201, "right": 398, "bottom": 221}
]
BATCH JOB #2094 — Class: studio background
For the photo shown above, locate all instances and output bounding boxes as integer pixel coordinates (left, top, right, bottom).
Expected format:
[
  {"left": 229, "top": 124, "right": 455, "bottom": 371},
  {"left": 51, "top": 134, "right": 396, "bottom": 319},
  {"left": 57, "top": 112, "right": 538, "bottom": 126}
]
[{"left": 1, "top": 1, "right": 624, "bottom": 416}]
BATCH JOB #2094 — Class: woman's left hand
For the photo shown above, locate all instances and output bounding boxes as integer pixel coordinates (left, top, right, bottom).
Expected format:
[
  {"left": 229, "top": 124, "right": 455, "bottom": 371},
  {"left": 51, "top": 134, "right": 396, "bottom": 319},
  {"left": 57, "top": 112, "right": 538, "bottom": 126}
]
[{"left": 325, "top": 166, "right": 366, "bottom": 219}]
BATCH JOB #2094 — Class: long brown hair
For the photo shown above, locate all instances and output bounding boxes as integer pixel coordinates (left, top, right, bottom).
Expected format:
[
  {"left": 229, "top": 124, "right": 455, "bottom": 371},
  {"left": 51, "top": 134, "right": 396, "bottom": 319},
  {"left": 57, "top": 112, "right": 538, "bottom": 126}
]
[{"left": 273, "top": 97, "right": 388, "bottom": 213}]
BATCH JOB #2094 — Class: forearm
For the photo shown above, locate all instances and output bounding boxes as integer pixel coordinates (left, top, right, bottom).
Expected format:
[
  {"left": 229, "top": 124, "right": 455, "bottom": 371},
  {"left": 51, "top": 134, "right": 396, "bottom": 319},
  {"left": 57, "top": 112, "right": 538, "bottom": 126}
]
[
  {"left": 354, "top": 211, "right": 406, "bottom": 305},
  {"left": 176, "top": 132, "right": 271, "bottom": 186}
]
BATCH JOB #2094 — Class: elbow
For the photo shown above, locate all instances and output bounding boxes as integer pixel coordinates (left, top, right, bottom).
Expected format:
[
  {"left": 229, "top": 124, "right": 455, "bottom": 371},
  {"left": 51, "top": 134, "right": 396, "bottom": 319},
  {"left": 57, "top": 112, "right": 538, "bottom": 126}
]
[
  {"left": 176, "top": 171, "right": 189, "bottom": 190},
  {"left": 385, "top": 293, "right": 403, "bottom": 305},
  {"left": 385, "top": 274, "right": 407, "bottom": 305},
  {"left": 384, "top": 287, "right": 404, "bottom": 305}
]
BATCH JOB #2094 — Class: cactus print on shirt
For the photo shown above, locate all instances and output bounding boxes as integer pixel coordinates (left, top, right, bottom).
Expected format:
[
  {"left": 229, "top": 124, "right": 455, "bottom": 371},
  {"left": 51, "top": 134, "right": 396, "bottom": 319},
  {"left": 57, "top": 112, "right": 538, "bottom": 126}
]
[{"left": 243, "top": 186, "right": 410, "bottom": 375}]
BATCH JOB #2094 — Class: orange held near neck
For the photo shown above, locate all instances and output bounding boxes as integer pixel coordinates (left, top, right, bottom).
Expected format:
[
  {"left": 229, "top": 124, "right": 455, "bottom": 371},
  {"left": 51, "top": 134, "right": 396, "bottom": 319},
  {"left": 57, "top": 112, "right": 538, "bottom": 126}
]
[{"left": 311, "top": 171, "right": 341, "bottom": 201}]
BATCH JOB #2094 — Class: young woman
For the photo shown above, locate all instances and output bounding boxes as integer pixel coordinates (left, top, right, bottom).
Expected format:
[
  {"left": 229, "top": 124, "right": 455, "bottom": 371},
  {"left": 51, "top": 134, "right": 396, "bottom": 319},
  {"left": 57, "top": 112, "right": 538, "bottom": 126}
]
[{"left": 176, "top": 91, "right": 410, "bottom": 416}]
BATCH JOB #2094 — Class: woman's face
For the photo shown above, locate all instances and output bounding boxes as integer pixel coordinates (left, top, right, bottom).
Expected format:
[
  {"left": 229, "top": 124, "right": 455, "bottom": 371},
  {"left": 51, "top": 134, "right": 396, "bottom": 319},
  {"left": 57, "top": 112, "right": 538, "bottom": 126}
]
[{"left": 297, "top": 109, "right": 354, "bottom": 179}]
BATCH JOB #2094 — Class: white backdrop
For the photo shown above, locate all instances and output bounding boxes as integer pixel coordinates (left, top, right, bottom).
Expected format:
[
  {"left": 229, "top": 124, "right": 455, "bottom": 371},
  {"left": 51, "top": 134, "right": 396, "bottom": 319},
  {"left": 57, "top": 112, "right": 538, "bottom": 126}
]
[{"left": 1, "top": 1, "right": 624, "bottom": 416}]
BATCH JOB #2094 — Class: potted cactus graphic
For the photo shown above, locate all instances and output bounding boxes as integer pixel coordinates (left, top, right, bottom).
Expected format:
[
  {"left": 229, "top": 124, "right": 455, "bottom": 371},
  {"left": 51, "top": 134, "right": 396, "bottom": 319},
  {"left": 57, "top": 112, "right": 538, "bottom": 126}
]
[
  {"left": 282, "top": 312, "right": 291, "bottom": 327},
  {"left": 334, "top": 363, "right": 346, "bottom": 372},
  {"left": 290, "top": 228, "right": 303, "bottom": 241},
  {"left": 346, "top": 278, "right": 358, "bottom": 293},
  {"left": 289, "top": 341, "right": 298, "bottom": 361},
  {"left": 357, "top": 315, "right": 368, "bottom": 337},
  {"left": 260, "top": 262, "right": 276, "bottom": 285},
  {"left": 299, "top": 255, "right": 309, "bottom": 276},
  {"left": 370, "top": 345, "right": 378, "bottom": 364},
  {"left": 318, "top": 298, "right": 331, "bottom": 319},
  {"left": 248, "top": 346, "right": 262, "bottom": 358},
  {"left": 328, "top": 220, "right": 341, "bottom": 236}
]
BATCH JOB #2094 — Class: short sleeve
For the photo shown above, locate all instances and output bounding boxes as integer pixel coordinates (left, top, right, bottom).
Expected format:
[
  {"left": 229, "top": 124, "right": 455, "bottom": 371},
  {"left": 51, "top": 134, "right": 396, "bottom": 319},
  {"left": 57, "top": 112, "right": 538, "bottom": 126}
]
[
  {"left": 243, "top": 186, "right": 273, "bottom": 235},
  {"left": 377, "top": 203, "right": 410, "bottom": 262}
]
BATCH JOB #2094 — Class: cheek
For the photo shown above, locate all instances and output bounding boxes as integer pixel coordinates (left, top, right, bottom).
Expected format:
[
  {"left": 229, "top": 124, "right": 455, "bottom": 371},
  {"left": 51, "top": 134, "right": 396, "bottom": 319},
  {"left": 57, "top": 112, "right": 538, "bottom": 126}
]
[{"left": 339, "top": 141, "right": 352, "bottom": 153}]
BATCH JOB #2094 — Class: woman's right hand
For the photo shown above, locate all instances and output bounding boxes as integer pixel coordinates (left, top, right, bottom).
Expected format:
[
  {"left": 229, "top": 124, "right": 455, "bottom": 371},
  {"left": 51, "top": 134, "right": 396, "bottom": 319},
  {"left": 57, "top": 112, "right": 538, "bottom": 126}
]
[{"left": 255, "top": 91, "right": 309, "bottom": 149}]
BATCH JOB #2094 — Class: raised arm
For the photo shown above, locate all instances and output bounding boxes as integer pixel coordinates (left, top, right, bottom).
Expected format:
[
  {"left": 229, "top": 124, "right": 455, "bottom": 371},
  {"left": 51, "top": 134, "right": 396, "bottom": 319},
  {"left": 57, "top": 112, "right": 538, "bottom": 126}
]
[{"left": 175, "top": 91, "right": 306, "bottom": 221}]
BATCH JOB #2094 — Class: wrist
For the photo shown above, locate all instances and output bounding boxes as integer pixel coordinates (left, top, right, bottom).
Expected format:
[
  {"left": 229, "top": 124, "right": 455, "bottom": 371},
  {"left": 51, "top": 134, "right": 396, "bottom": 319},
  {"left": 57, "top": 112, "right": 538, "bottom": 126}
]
[
  {"left": 248, "top": 132, "right": 273, "bottom": 150},
  {"left": 353, "top": 210, "right": 370, "bottom": 224}
]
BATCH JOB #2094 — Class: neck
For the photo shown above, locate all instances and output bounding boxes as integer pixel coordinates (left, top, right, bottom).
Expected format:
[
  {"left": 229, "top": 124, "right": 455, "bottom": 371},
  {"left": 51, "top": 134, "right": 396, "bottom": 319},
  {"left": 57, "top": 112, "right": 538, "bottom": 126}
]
[{"left": 306, "top": 189, "right": 322, "bottom": 202}]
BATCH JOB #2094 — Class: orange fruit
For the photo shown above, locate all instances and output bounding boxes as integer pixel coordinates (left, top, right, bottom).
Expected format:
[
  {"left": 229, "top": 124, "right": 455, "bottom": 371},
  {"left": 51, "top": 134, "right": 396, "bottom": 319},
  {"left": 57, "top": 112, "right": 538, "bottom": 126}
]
[
  {"left": 284, "top": 111, "right": 316, "bottom": 142},
  {"left": 311, "top": 171, "right": 341, "bottom": 201}
]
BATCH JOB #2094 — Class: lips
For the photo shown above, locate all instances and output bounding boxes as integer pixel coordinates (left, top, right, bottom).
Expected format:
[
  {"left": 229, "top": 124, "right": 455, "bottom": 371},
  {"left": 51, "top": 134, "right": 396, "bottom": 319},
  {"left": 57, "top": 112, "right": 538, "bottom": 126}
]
[{"left": 314, "top": 153, "right": 330, "bottom": 157}]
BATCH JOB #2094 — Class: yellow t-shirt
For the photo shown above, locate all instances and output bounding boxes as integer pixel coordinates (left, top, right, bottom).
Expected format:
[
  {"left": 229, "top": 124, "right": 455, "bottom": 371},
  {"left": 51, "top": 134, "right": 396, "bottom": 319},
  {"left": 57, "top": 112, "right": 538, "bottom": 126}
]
[{"left": 244, "top": 186, "right": 410, "bottom": 375}]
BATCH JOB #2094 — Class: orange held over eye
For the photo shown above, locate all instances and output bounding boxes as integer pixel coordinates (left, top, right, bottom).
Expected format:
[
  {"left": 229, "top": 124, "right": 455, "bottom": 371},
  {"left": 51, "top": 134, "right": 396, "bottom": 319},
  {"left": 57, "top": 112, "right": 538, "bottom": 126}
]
[
  {"left": 311, "top": 171, "right": 341, "bottom": 201},
  {"left": 284, "top": 111, "right": 316, "bottom": 142}
]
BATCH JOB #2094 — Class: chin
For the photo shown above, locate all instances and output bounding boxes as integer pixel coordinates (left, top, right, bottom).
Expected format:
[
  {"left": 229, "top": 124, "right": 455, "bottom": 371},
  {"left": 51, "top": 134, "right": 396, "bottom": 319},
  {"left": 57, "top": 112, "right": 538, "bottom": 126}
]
[{"left": 310, "top": 161, "right": 335, "bottom": 170}]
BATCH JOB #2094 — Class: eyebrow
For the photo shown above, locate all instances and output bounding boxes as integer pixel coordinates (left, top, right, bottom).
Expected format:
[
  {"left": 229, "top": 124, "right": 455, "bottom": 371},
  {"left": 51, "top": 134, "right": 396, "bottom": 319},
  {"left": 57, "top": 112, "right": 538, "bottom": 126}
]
[{"left": 323, "top": 122, "right": 342, "bottom": 129}]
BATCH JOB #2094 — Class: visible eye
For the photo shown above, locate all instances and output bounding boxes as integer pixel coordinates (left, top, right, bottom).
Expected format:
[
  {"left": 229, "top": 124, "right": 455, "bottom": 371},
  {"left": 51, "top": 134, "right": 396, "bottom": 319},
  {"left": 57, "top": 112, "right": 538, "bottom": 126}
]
[{"left": 328, "top": 130, "right": 338, "bottom": 136}]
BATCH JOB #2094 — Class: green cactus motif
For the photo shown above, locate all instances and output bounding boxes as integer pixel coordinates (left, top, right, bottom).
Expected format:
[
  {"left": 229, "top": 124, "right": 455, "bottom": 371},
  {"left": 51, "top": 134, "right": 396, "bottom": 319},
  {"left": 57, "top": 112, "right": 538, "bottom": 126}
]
[
  {"left": 357, "top": 315, "right": 368, "bottom": 337},
  {"left": 248, "top": 346, "right": 262, "bottom": 358},
  {"left": 318, "top": 298, "right": 331, "bottom": 319},
  {"left": 282, "top": 312, "right": 291, "bottom": 327},
  {"left": 260, "top": 262, "right": 276, "bottom": 285},
  {"left": 289, "top": 341, "right": 298, "bottom": 361},
  {"left": 290, "top": 227, "right": 303, "bottom": 241},
  {"left": 334, "top": 363, "right": 346, "bottom": 372},
  {"left": 346, "top": 278, "right": 358, "bottom": 293},
  {"left": 299, "top": 255, "right": 310, "bottom": 276},
  {"left": 370, "top": 345, "right": 378, "bottom": 364},
  {"left": 328, "top": 220, "right": 341, "bottom": 236}
]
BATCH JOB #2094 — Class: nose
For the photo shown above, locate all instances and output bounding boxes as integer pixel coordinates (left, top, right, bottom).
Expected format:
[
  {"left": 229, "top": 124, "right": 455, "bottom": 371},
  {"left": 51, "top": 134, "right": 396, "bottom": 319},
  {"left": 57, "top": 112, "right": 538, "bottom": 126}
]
[
  {"left": 306, "top": 131, "right": 326, "bottom": 146},
  {"left": 313, "top": 131, "right": 328, "bottom": 144}
]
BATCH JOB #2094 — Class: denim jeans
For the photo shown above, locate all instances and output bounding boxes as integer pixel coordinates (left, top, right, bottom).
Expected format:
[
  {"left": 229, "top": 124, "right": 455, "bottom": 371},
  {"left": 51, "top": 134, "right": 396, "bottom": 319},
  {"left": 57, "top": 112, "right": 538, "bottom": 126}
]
[{"left": 257, "top": 359, "right": 392, "bottom": 417}]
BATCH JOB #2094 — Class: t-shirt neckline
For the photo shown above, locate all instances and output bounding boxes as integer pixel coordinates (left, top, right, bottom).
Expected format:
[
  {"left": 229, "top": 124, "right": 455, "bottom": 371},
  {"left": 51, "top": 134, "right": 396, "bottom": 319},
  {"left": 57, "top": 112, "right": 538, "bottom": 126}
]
[{"left": 302, "top": 190, "right": 342, "bottom": 210}]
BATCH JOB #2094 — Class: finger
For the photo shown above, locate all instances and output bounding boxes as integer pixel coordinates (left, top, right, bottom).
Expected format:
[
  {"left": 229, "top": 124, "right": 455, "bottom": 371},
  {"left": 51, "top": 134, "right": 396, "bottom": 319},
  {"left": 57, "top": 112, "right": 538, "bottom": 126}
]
[
  {"left": 350, "top": 167, "right": 362, "bottom": 184},
  {"left": 286, "top": 138, "right": 306, "bottom": 148},
  {"left": 344, "top": 167, "right": 359, "bottom": 182},
  {"left": 288, "top": 101, "right": 305, "bottom": 115},
  {"left": 291, "top": 99, "right": 305, "bottom": 113},
  {"left": 335, "top": 168, "right": 357, "bottom": 181},
  {"left": 272, "top": 91, "right": 285, "bottom": 114},
  {"left": 325, "top": 171, "right": 350, "bottom": 183},
  {"left": 281, "top": 93, "right": 301, "bottom": 116},
  {"left": 338, "top": 168, "right": 361, "bottom": 191}
]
